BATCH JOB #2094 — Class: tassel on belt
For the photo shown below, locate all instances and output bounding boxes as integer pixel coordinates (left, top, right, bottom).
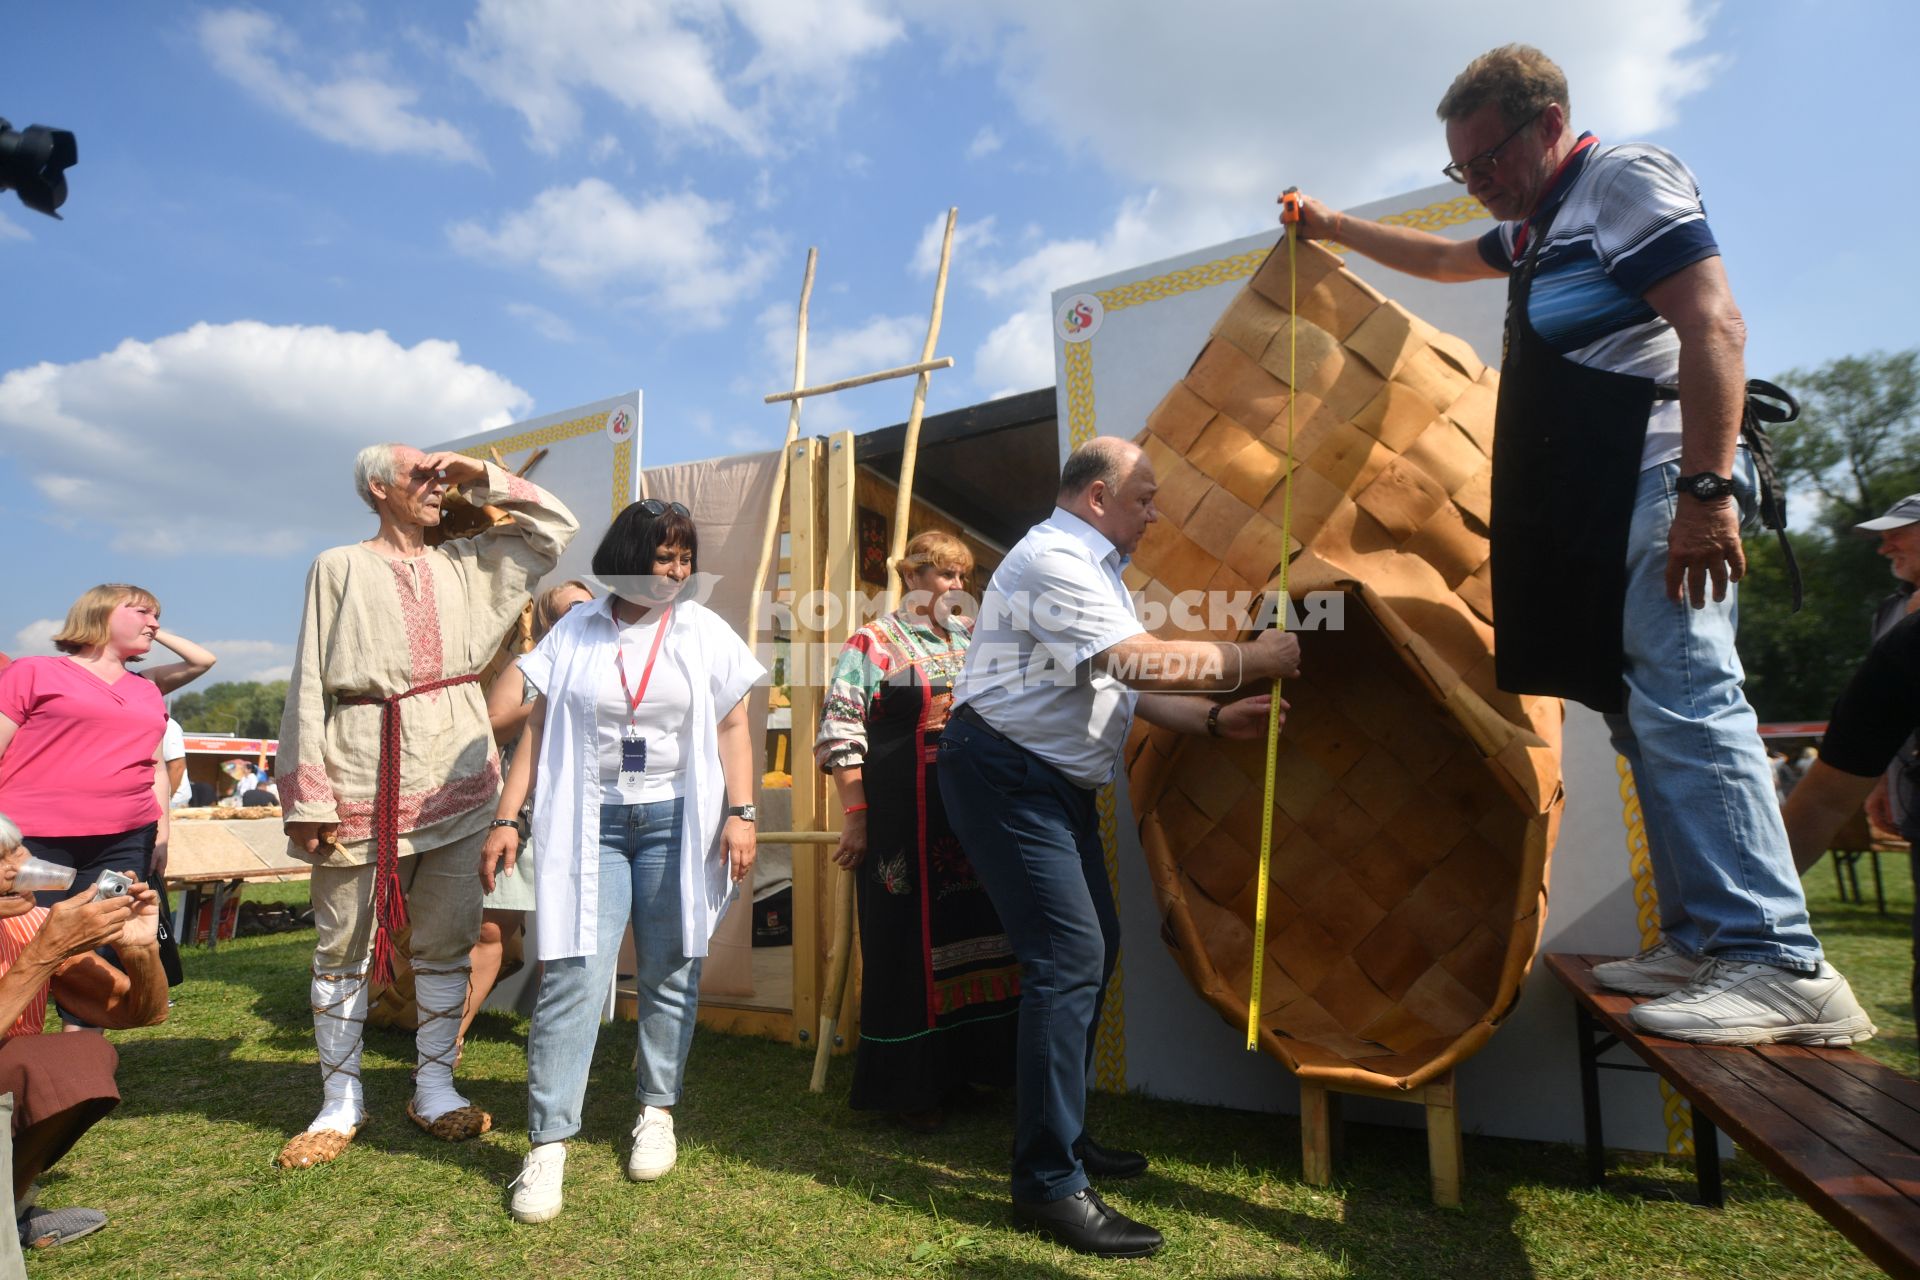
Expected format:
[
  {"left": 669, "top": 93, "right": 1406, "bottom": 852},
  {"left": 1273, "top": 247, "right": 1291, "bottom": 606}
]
[{"left": 337, "top": 673, "right": 480, "bottom": 985}]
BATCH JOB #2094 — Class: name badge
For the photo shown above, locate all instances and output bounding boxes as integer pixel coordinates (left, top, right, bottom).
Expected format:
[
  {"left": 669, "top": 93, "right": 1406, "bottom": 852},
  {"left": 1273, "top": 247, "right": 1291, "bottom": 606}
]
[{"left": 618, "top": 726, "right": 648, "bottom": 796}]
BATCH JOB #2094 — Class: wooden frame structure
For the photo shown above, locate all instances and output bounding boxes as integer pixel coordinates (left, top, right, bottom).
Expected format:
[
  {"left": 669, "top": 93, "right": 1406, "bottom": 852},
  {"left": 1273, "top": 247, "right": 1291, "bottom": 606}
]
[{"left": 692, "top": 215, "right": 962, "bottom": 1077}]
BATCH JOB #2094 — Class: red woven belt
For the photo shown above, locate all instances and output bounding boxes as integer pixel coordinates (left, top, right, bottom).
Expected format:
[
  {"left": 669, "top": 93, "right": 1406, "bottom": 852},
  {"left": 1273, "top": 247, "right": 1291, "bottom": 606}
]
[{"left": 338, "top": 672, "right": 480, "bottom": 985}]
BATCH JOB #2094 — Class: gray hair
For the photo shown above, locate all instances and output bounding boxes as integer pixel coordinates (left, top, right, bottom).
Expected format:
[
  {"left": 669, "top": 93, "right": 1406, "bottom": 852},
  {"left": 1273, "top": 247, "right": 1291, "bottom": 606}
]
[
  {"left": 0, "top": 813, "right": 20, "bottom": 856},
  {"left": 353, "top": 442, "right": 406, "bottom": 512},
  {"left": 1058, "top": 437, "right": 1136, "bottom": 500},
  {"left": 1436, "top": 44, "right": 1568, "bottom": 129}
]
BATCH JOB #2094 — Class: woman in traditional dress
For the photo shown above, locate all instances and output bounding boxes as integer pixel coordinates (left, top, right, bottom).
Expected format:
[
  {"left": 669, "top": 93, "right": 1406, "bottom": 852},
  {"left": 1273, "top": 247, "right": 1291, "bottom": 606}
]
[
  {"left": 816, "top": 531, "right": 1018, "bottom": 1130},
  {"left": 484, "top": 500, "right": 763, "bottom": 1222}
]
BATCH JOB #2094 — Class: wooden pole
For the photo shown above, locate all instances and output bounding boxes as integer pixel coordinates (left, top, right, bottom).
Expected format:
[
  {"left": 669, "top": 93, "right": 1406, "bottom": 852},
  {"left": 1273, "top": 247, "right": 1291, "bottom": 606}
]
[
  {"left": 886, "top": 208, "right": 957, "bottom": 613},
  {"left": 811, "top": 208, "right": 959, "bottom": 1092},
  {"left": 746, "top": 248, "right": 817, "bottom": 652},
  {"left": 763, "top": 357, "right": 954, "bottom": 404}
]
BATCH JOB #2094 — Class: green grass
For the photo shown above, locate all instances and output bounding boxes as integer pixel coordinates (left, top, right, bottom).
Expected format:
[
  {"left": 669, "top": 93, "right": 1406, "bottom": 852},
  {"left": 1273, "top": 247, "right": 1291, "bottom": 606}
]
[{"left": 28, "top": 856, "right": 1914, "bottom": 1279}]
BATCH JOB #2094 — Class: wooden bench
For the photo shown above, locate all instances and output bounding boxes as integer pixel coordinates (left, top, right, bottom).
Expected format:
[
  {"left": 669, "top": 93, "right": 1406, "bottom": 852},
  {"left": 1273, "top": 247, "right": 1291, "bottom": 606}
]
[{"left": 1547, "top": 954, "right": 1920, "bottom": 1279}]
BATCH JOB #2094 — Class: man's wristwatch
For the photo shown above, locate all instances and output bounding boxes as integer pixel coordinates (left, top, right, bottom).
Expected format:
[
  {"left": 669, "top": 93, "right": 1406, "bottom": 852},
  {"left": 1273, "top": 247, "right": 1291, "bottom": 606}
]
[
  {"left": 1677, "top": 471, "right": 1736, "bottom": 502},
  {"left": 725, "top": 804, "right": 757, "bottom": 823}
]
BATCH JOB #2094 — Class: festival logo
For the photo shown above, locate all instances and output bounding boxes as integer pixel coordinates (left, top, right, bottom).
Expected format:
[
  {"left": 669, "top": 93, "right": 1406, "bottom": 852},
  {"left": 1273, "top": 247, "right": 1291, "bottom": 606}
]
[
  {"left": 1054, "top": 293, "right": 1103, "bottom": 344},
  {"left": 605, "top": 404, "right": 635, "bottom": 443}
]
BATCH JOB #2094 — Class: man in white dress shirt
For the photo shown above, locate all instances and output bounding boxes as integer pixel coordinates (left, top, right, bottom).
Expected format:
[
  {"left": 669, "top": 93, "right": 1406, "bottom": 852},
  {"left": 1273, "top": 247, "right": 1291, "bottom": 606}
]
[{"left": 938, "top": 436, "right": 1300, "bottom": 1258}]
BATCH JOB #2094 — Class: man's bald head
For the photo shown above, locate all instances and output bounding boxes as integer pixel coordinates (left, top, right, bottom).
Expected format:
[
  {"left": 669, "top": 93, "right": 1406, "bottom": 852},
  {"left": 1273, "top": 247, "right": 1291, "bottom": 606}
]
[
  {"left": 1058, "top": 436, "right": 1145, "bottom": 502},
  {"left": 1057, "top": 436, "right": 1158, "bottom": 555}
]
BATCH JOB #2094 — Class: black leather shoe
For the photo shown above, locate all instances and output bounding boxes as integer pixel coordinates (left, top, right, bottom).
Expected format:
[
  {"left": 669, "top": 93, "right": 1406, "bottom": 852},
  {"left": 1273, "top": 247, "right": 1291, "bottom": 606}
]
[
  {"left": 1010, "top": 1188, "right": 1163, "bottom": 1258},
  {"left": 1073, "top": 1135, "right": 1148, "bottom": 1179}
]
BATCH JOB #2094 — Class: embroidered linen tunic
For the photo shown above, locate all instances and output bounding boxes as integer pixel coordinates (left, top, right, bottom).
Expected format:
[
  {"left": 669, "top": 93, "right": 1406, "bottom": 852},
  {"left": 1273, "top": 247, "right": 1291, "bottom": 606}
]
[{"left": 275, "top": 463, "right": 579, "bottom": 867}]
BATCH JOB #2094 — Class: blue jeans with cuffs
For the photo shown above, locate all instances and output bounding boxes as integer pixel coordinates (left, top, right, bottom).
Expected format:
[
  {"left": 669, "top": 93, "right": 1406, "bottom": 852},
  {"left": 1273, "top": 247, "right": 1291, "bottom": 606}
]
[{"left": 526, "top": 798, "right": 701, "bottom": 1145}]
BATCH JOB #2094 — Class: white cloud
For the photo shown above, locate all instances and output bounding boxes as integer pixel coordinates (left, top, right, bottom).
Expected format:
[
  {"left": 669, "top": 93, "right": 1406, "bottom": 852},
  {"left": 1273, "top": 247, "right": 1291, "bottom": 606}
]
[
  {"left": 10, "top": 620, "right": 59, "bottom": 658},
  {"left": 0, "top": 321, "right": 530, "bottom": 555},
  {"left": 458, "top": 0, "right": 903, "bottom": 156},
  {"left": 0, "top": 210, "right": 30, "bottom": 243},
  {"left": 200, "top": 8, "right": 483, "bottom": 166},
  {"left": 196, "top": 638, "right": 297, "bottom": 684},
  {"left": 907, "top": 2, "right": 1722, "bottom": 397},
  {"left": 450, "top": 179, "right": 780, "bottom": 325},
  {"left": 505, "top": 302, "right": 579, "bottom": 343},
  {"left": 913, "top": 2, "right": 1719, "bottom": 213},
  {"left": 588, "top": 133, "right": 624, "bottom": 165},
  {"left": 754, "top": 303, "right": 929, "bottom": 432},
  {"left": 966, "top": 126, "right": 1002, "bottom": 160},
  {"left": 910, "top": 211, "right": 997, "bottom": 277},
  {"left": 7, "top": 620, "right": 289, "bottom": 682}
]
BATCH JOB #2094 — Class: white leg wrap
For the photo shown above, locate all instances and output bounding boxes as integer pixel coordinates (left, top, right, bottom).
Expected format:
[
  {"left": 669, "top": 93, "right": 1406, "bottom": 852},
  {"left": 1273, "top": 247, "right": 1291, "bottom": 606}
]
[
  {"left": 308, "top": 966, "right": 368, "bottom": 1135},
  {"left": 411, "top": 967, "right": 473, "bottom": 1123}
]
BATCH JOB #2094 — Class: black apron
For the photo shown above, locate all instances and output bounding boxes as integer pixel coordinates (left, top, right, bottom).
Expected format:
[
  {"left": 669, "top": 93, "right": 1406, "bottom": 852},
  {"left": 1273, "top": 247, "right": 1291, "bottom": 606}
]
[{"left": 1490, "top": 221, "right": 1655, "bottom": 714}]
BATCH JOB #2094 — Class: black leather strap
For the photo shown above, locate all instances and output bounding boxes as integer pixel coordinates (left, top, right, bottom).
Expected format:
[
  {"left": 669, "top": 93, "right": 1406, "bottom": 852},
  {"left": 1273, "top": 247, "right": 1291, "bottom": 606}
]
[{"left": 1650, "top": 379, "right": 1803, "bottom": 612}]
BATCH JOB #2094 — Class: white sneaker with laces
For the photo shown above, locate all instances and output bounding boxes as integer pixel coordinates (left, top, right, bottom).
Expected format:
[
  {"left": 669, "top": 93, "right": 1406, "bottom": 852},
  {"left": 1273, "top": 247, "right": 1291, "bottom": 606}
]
[
  {"left": 508, "top": 1142, "right": 567, "bottom": 1223},
  {"left": 1592, "top": 939, "right": 1703, "bottom": 996},
  {"left": 627, "top": 1106, "right": 677, "bottom": 1182},
  {"left": 1630, "top": 959, "right": 1878, "bottom": 1046}
]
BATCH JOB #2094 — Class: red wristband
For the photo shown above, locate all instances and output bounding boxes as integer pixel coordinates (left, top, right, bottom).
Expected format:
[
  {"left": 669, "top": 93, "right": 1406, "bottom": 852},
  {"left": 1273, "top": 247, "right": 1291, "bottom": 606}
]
[{"left": 843, "top": 803, "right": 869, "bottom": 814}]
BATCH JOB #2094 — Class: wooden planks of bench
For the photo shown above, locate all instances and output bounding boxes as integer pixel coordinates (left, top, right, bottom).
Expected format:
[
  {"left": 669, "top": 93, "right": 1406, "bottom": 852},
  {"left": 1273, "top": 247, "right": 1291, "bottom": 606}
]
[{"left": 1547, "top": 953, "right": 1920, "bottom": 1280}]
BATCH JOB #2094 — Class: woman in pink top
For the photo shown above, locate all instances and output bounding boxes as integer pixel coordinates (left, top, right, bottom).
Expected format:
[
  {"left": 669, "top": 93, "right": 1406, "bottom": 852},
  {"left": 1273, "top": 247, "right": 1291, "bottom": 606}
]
[{"left": 0, "top": 585, "right": 172, "bottom": 901}]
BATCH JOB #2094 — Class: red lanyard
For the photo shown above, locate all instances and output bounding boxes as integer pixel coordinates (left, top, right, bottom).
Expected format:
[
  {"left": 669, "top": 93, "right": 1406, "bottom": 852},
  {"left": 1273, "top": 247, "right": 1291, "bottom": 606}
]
[
  {"left": 1513, "top": 134, "right": 1598, "bottom": 259},
  {"left": 613, "top": 606, "right": 673, "bottom": 725}
]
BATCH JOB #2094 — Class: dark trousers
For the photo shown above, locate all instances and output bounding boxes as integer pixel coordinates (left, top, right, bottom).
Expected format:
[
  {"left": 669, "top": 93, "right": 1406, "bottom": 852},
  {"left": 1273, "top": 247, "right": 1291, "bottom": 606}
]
[
  {"left": 937, "top": 715, "right": 1118, "bottom": 1204},
  {"left": 23, "top": 826, "right": 155, "bottom": 1027},
  {"left": 22, "top": 825, "right": 155, "bottom": 909}
]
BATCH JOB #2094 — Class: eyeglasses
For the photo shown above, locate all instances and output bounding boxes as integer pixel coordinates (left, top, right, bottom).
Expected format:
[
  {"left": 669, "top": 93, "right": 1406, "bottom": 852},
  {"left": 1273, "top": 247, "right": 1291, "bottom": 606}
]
[
  {"left": 1442, "top": 111, "right": 1541, "bottom": 184},
  {"left": 637, "top": 499, "right": 689, "bottom": 517}
]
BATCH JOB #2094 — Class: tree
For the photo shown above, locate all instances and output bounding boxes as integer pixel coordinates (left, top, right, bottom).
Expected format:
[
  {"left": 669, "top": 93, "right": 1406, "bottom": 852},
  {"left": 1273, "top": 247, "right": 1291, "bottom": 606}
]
[
  {"left": 1737, "top": 351, "right": 1920, "bottom": 721},
  {"left": 169, "top": 680, "right": 290, "bottom": 739}
]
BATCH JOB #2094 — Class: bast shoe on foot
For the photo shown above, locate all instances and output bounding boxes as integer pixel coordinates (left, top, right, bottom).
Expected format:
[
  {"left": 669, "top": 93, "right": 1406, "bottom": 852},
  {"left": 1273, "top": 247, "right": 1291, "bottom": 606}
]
[
  {"left": 508, "top": 1143, "right": 567, "bottom": 1223},
  {"left": 626, "top": 1106, "right": 677, "bottom": 1182},
  {"left": 1011, "top": 1187, "right": 1163, "bottom": 1258},
  {"left": 18, "top": 1206, "right": 107, "bottom": 1250},
  {"left": 275, "top": 1114, "right": 368, "bottom": 1170},
  {"left": 1592, "top": 939, "right": 1703, "bottom": 996},
  {"left": 1630, "top": 959, "right": 1878, "bottom": 1046},
  {"left": 408, "top": 1098, "right": 493, "bottom": 1142}
]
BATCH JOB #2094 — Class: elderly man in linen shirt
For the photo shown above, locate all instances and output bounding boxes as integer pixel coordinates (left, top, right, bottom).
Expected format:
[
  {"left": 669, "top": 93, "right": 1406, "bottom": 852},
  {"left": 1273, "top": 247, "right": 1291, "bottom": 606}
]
[{"left": 937, "top": 436, "right": 1300, "bottom": 1258}]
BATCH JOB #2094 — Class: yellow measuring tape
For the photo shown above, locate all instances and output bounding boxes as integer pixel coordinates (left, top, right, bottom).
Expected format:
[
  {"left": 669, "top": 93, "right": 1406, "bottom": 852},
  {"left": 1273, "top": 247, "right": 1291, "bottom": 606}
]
[{"left": 1247, "top": 200, "right": 1301, "bottom": 1050}]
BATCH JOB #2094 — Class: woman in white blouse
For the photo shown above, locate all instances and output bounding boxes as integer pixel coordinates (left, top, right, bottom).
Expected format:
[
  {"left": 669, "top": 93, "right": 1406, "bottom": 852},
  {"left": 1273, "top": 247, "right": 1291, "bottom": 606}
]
[{"left": 482, "top": 498, "right": 763, "bottom": 1223}]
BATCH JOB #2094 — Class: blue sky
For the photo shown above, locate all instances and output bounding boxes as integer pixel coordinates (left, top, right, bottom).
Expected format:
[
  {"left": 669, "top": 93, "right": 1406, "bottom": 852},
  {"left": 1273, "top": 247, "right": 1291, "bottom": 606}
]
[{"left": 3, "top": 1, "right": 1915, "bottom": 684}]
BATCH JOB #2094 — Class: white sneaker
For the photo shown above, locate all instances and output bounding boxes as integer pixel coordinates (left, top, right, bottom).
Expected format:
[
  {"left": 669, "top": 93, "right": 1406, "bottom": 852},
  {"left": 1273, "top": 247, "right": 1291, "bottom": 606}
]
[
  {"left": 508, "top": 1143, "right": 567, "bottom": 1223},
  {"left": 1592, "top": 940, "right": 1703, "bottom": 996},
  {"left": 1630, "top": 959, "right": 1878, "bottom": 1046},
  {"left": 626, "top": 1107, "right": 677, "bottom": 1182}
]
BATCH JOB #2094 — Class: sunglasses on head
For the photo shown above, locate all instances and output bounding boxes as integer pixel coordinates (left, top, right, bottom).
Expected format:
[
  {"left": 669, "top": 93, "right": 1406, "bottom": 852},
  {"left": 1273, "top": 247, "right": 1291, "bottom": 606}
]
[{"left": 637, "top": 499, "right": 689, "bottom": 517}]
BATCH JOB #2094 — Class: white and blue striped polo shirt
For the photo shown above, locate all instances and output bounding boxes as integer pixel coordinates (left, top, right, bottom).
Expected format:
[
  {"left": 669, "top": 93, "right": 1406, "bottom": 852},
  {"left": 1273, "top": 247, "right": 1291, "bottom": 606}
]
[{"left": 1478, "top": 135, "right": 1723, "bottom": 470}]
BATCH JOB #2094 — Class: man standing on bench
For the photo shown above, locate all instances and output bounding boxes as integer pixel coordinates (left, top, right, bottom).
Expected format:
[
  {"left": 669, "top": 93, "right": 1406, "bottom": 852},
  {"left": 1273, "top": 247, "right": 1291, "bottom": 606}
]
[{"left": 1285, "top": 44, "right": 1873, "bottom": 1046}]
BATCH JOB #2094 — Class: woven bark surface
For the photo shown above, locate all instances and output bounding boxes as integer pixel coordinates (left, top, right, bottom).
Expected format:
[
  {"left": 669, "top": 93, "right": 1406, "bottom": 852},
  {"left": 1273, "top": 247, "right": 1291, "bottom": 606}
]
[{"left": 1125, "top": 237, "right": 1564, "bottom": 1091}]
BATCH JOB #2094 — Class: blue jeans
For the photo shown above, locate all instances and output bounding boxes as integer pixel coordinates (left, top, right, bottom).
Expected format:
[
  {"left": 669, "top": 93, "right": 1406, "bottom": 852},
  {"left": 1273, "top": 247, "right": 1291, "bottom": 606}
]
[
  {"left": 1601, "top": 455, "right": 1821, "bottom": 971},
  {"left": 937, "top": 716, "right": 1117, "bottom": 1204},
  {"left": 526, "top": 798, "right": 701, "bottom": 1144}
]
